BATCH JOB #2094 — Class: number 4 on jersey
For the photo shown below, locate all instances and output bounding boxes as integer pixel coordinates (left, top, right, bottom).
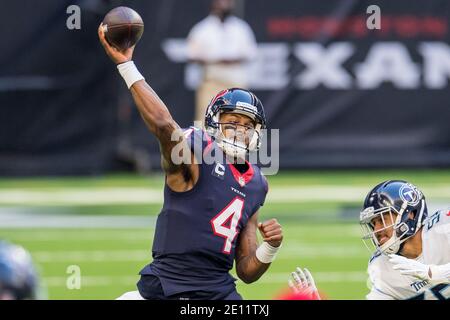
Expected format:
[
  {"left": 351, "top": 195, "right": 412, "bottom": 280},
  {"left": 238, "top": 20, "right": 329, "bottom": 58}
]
[{"left": 211, "top": 197, "right": 244, "bottom": 254}]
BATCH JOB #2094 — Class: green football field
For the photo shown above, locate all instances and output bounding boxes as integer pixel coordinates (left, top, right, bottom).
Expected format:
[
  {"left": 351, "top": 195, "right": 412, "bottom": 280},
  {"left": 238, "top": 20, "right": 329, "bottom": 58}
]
[{"left": 1, "top": 170, "right": 449, "bottom": 300}]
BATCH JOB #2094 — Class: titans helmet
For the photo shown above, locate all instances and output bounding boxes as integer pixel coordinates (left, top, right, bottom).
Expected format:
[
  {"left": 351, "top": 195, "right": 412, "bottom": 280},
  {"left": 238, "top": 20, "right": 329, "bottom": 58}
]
[
  {"left": 0, "top": 240, "right": 40, "bottom": 300},
  {"left": 204, "top": 88, "right": 266, "bottom": 159},
  {"left": 359, "top": 180, "right": 428, "bottom": 255}
]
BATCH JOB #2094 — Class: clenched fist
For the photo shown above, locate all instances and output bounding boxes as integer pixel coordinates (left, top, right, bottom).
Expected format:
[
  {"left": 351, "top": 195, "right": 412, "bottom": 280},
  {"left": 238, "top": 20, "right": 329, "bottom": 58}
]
[{"left": 258, "top": 218, "right": 283, "bottom": 247}]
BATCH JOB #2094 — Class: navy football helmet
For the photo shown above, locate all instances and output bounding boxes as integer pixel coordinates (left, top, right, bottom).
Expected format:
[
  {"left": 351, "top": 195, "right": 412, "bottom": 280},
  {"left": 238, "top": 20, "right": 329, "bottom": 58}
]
[
  {"left": 0, "top": 240, "right": 40, "bottom": 299},
  {"left": 359, "top": 180, "right": 428, "bottom": 255},
  {"left": 204, "top": 88, "right": 266, "bottom": 158}
]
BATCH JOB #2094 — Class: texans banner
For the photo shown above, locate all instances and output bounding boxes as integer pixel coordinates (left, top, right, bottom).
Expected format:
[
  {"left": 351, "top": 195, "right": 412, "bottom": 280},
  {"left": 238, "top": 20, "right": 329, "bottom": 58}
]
[{"left": 1, "top": 0, "right": 450, "bottom": 175}]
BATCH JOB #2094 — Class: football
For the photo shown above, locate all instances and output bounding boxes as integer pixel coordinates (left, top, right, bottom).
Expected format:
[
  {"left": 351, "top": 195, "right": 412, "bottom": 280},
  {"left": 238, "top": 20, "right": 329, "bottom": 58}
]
[{"left": 102, "top": 6, "right": 144, "bottom": 51}]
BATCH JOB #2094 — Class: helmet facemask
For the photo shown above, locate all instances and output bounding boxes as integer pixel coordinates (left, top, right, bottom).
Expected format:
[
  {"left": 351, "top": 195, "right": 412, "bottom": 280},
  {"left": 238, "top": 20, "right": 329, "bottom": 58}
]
[
  {"left": 360, "top": 181, "right": 428, "bottom": 256},
  {"left": 360, "top": 206, "right": 410, "bottom": 255},
  {"left": 204, "top": 88, "right": 267, "bottom": 161},
  {"left": 207, "top": 109, "right": 263, "bottom": 160}
]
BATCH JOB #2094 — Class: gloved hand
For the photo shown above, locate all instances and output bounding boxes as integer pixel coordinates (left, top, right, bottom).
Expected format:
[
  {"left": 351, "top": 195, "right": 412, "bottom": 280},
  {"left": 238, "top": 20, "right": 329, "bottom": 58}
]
[
  {"left": 389, "top": 254, "right": 450, "bottom": 285},
  {"left": 288, "top": 267, "right": 321, "bottom": 300}
]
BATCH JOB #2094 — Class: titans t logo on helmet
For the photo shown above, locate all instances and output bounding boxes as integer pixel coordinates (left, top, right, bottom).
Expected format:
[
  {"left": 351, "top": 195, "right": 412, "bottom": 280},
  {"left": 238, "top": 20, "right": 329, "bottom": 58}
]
[{"left": 399, "top": 183, "right": 421, "bottom": 206}]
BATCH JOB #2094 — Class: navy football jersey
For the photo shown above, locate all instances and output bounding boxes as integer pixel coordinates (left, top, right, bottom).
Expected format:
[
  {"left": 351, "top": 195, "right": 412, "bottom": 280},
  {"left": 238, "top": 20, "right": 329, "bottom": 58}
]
[{"left": 139, "top": 127, "right": 268, "bottom": 297}]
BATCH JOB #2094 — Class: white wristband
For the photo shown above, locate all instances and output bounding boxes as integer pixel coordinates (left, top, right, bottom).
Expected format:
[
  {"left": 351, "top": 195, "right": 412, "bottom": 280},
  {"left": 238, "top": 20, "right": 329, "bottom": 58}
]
[
  {"left": 117, "top": 61, "right": 145, "bottom": 89},
  {"left": 255, "top": 242, "right": 281, "bottom": 264}
]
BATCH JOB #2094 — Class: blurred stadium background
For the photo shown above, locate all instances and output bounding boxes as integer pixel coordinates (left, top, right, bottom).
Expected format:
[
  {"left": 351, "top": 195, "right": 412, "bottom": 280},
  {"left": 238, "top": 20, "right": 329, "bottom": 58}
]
[{"left": 1, "top": 0, "right": 450, "bottom": 299}]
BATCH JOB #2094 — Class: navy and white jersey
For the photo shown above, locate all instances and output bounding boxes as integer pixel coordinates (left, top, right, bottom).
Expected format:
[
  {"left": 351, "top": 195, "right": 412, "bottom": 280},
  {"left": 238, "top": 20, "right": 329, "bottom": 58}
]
[
  {"left": 366, "top": 209, "right": 450, "bottom": 300},
  {"left": 139, "top": 127, "right": 268, "bottom": 297}
]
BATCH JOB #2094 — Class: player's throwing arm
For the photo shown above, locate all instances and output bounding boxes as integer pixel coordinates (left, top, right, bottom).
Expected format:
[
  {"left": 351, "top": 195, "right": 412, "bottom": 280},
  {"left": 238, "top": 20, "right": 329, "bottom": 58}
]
[{"left": 98, "top": 23, "right": 198, "bottom": 192}]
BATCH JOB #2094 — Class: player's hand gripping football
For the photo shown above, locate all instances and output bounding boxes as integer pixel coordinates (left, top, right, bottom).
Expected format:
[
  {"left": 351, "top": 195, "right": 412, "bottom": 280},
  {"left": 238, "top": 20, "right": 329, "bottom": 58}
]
[
  {"left": 98, "top": 23, "right": 134, "bottom": 65},
  {"left": 258, "top": 219, "right": 283, "bottom": 247},
  {"left": 288, "top": 267, "right": 321, "bottom": 300}
]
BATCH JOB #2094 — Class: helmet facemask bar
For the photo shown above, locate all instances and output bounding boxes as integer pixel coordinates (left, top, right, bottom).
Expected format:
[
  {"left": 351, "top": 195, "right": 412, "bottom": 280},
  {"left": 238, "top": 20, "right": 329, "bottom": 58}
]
[
  {"left": 209, "top": 109, "right": 263, "bottom": 159},
  {"left": 360, "top": 206, "right": 409, "bottom": 255}
]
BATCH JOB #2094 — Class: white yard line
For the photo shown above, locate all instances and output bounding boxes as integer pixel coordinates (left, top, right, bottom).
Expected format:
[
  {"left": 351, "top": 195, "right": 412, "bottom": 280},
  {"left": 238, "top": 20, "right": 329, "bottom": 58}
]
[
  {"left": 2, "top": 225, "right": 362, "bottom": 239},
  {"left": 42, "top": 271, "right": 367, "bottom": 287},
  {"left": 31, "top": 244, "right": 368, "bottom": 263},
  {"left": 0, "top": 211, "right": 156, "bottom": 228},
  {"left": 43, "top": 275, "right": 140, "bottom": 287},
  {"left": 0, "top": 188, "right": 163, "bottom": 205},
  {"left": 0, "top": 185, "right": 448, "bottom": 205},
  {"left": 257, "top": 272, "right": 368, "bottom": 284},
  {"left": 33, "top": 250, "right": 150, "bottom": 262},
  {"left": 0, "top": 230, "right": 153, "bottom": 241},
  {"left": 280, "top": 244, "right": 368, "bottom": 258}
]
